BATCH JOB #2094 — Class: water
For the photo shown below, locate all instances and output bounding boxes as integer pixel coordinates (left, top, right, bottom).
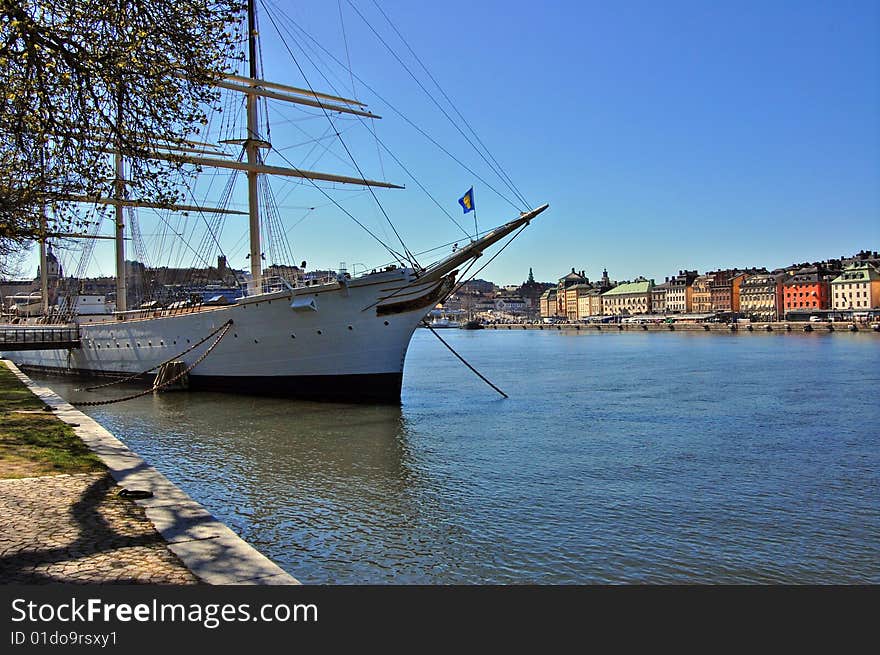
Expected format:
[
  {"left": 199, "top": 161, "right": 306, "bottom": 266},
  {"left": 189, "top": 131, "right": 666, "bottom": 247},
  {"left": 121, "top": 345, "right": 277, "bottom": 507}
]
[{"left": 33, "top": 330, "right": 880, "bottom": 583}]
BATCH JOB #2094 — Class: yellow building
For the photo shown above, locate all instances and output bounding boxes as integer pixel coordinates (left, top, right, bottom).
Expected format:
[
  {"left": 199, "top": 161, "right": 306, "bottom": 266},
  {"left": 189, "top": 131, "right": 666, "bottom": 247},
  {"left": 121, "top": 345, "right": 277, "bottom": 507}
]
[
  {"left": 601, "top": 279, "right": 653, "bottom": 316},
  {"left": 666, "top": 270, "right": 698, "bottom": 313},
  {"left": 830, "top": 263, "right": 880, "bottom": 311},
  {"left": 539, "top": 288, "right": 558, "bottom": 319},
  {"left": 691, "top": 274, "right": 714, "bottom": 314}
]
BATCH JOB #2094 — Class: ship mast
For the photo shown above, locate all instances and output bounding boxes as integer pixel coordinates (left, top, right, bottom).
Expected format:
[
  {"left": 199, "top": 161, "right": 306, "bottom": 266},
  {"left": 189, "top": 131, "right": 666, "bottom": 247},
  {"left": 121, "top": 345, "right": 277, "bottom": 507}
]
[
  {"left": 245, "top": 0, "right": 262, "bottom": 294},
  {"left": 114, "top": 79, "right": 127, "bottom": 312},
  {"left": 114, "top": 149, "right": 127, "bottom": 312},
  {"left": 39, "top": 207, "right": 48, "bottom": 316}
]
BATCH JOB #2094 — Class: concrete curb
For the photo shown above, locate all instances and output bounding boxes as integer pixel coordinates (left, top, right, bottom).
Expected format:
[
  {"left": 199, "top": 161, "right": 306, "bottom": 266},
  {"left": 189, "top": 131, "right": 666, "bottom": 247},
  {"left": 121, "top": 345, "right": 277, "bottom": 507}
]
[{"left": 3, "top": 360, "right": 299, "bottom": 585}]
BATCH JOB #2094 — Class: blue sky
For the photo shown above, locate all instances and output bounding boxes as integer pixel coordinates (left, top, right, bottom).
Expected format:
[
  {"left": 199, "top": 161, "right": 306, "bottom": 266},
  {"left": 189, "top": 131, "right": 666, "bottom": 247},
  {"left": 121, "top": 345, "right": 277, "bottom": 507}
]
[{"left": 36, "top": 0, "right": 880, "bottom": 286}]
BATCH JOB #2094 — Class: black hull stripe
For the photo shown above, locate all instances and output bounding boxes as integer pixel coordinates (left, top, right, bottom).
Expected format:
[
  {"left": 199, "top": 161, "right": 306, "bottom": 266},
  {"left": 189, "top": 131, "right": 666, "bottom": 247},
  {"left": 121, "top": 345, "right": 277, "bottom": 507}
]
[{"left": 13, "top": 363, "right": 404, "bottom": 404}]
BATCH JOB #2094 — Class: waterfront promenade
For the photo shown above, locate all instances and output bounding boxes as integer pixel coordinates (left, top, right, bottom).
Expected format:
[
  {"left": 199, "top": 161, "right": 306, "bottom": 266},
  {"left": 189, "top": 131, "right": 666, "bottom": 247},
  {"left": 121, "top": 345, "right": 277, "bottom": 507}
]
[{"left": 0, "top": 360, "right": 297, "bottom": 585}]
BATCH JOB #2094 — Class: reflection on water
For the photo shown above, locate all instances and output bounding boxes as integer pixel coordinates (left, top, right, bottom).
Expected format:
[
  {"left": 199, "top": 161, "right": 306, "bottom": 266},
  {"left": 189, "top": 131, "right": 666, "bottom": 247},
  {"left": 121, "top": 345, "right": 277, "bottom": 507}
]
[{"left": 33, "top": 329, "right": 880, "bottom": 583}]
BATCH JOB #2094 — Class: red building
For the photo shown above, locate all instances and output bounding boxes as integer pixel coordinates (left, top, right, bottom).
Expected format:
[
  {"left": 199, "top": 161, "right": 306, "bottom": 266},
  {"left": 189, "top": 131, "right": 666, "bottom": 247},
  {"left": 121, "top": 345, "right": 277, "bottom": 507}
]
[{"left": 783, "top": 266, "right": 837, "bottom": 314}]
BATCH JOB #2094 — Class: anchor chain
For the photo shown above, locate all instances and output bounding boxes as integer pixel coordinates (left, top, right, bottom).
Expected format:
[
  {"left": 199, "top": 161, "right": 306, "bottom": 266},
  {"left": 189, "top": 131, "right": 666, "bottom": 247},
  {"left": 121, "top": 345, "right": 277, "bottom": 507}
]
[
  {"left": 72, "top": 320, "right": 234, "bottom": 407},
  {"left": 78, "top": 320, "right": 234, "bottom": 392}
]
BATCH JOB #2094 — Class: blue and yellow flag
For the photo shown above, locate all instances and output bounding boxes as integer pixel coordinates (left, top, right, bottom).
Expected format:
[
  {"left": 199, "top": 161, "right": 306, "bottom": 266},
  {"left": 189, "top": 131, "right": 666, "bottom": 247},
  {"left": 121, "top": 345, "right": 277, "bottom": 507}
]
[{"left": 458, "top": 187, "right": 475, "bottom": 214}]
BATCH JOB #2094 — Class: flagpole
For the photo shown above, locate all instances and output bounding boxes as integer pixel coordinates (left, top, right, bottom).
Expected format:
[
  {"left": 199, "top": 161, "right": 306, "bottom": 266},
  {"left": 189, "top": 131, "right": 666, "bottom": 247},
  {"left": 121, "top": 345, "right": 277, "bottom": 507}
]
[{"left": 472, "top": 185, "right": 477, "bottom": 241}]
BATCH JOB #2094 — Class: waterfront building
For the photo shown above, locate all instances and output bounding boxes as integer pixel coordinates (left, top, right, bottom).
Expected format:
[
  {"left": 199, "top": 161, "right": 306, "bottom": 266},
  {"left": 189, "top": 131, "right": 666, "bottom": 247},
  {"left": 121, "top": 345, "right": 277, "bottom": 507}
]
[
  {"left": 666, "top": 270, "right": 699, "bottom": 313},
  {"left": 555, "top": 268, "right": 588, "bottom": 317},
  {"left": 494, "top": 295, "right": 528, "bottom": 315},
  {"left": 783, "top": 265, "right": 837, "bottom": 314},
  {"left": 564, "top": 285, "right": 578, "bottom": 321},
  {"left": 563, "top": 283, "right": 591, "bottom": 320},
  {"left": 555, "top": 268, "right": 587, "bottom": 318},
  {"left": 577, "top": 287, "right": 592, "bottom": 319},
  {"left": 585, "top": 288, "right": 602, "bottom": 317},
  {"left": 539, "top": 288, "right": 557, "bottom": 319},
  {"left": 651, "top": 279, "right": 670, "bottom": 314},
  {"left": 601, "top": 279, "right": 653, "bottom": 316},
  {"left": 830, "top": 262, "right": 880, "bottom": 311},
  {"left": 709, "top": 269, "right": 752, "bottom": 313},
  {"left": 740, "top": 271, "right": 786, "bottom": 321},
  {"left": 691, "top": 274, "right": 714, "bottom": 314},
  {"left": 476, "top": 298, "right": 496, "bottom": 314}
]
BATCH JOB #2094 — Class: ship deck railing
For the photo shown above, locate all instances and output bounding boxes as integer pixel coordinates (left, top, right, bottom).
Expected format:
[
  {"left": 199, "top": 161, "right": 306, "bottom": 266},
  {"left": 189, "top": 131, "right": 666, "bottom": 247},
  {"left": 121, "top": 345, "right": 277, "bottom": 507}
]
[{"left": 0, "top": 325, "right": 81, "bottom": 351}]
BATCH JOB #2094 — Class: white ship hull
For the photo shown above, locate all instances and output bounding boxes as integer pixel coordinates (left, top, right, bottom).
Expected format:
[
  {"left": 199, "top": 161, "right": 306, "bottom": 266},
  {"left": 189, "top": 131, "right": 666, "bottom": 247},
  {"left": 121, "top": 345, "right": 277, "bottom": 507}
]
[
  {"left": 5, "top": 268, "right": 454, "bottom": 403},
  {"left": 3, "top": 206, "right": 547, "bottom": 402}
]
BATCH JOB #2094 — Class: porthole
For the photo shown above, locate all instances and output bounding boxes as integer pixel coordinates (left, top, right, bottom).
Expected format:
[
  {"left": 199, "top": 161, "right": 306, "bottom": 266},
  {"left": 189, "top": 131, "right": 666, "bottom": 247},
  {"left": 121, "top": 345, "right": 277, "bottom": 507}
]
[
  {"left": 234, "top": 333, "right": 238, "bottom": 338},
  {"left": 348, "top": 325, "right": 353, "bottom": 330},
  {"left": 384, "top": 321, "right": 389, "bottom": 326},
  {"left": 290, "top": 334, "right": 296, "bottom": 339},
  {"left": 254, "top": 339, "right": 259, "bottom": 344},
  {"left": 317, "top": 330, "right": 322, "bottom": 335}
]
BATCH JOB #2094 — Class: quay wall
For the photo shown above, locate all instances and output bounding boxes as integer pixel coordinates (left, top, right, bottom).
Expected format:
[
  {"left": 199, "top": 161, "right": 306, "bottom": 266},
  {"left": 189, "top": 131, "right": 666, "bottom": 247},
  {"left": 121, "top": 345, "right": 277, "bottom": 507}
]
[
  {"left": 483, "top": 322, "right": 879, "bottom": 334},
  {"left": 2, "top": 359, "right": 299, "bottom": 585}
]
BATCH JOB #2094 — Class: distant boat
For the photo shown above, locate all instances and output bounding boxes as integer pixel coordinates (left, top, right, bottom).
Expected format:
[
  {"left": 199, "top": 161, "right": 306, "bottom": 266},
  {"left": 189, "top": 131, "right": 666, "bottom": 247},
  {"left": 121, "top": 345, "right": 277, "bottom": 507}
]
[
  {"left": 462, "top": 319, "right": 484, "bottom": 330},
  {"left": 429, "top": 316, "right": 462, "bottom": 329}
]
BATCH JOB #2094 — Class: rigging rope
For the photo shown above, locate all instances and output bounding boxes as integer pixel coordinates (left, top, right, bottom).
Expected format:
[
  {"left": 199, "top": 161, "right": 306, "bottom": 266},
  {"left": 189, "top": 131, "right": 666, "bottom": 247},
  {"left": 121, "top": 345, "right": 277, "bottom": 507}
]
[
  {"left": 260, "top": 1, "right": 419, "bottom": 270},
  {"left": 352, "top": 0, "right": 531, "bottom": 210},
  {"left": 268, "top": 3, "right": 524, "bottom": 213},
  {"left": 422, "top": 321, "right": 507, "bottom": 399}
]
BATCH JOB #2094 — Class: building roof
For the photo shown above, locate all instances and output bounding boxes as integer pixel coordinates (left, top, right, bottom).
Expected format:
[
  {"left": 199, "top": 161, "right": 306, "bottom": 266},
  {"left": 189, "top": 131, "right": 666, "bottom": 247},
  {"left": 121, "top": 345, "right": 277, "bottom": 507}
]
[
  {"left": 831, "top": 262, "right": 880, "bottom": 285},
  {"left": 785, "top": 266, "right": 838, "bottom": 285},
  {"left": 602, "top": 280, "right": 652, "bottom": 296},
  {"left": 540, "top": 288, "right": 556, "bottom": 299}
]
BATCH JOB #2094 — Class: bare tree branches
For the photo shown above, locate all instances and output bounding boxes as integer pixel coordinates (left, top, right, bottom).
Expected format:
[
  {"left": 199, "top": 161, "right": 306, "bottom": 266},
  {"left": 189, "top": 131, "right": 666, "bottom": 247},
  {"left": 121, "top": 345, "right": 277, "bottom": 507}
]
[{"left": 0, "top": 0, "right": 245, "bottom": 258}]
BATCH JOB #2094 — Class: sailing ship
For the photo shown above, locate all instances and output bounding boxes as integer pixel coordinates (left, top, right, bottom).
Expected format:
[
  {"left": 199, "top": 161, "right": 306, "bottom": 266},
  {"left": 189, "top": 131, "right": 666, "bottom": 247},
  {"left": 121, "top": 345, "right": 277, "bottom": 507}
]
[{"left": 1, "top": 1, "right": 547, "bottom": 402}]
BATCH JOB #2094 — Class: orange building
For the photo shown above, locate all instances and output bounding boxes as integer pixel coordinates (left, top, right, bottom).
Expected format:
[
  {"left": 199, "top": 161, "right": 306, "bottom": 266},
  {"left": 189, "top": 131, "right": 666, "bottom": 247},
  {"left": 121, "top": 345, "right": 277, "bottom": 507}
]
[{"left": 710, "top": 270, "right": 751, "bottom": 313}]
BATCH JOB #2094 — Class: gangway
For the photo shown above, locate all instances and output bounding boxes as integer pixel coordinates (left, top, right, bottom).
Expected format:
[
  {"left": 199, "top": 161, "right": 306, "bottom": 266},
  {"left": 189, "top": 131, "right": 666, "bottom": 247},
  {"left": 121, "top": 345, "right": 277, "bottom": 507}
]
[{"left": 0, "top": 325, "right": 81, "bottom": 351}]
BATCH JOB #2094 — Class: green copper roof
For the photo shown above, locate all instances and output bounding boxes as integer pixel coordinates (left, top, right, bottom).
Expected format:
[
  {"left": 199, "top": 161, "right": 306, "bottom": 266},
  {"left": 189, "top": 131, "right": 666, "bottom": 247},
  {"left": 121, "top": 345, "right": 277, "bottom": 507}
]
[
  {"left": 602, "top": 280, "right": 652, "bottom": 296},
  {"left": 831, "top": 263, "right": 880, "bottom": 284}
]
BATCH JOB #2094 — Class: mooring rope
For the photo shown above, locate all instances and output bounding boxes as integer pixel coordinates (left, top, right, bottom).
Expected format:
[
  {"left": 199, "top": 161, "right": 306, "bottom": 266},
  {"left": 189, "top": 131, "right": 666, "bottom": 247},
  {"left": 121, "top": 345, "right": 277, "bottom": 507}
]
[
  {"left": 71, "top": 320, "right": 234, "bottom": 407},
  {"left": 78, "top": 320, "right": 234, "bottom": 392},
  {"left": 422, "top": 321, "right": 508, "bottom": 399}
]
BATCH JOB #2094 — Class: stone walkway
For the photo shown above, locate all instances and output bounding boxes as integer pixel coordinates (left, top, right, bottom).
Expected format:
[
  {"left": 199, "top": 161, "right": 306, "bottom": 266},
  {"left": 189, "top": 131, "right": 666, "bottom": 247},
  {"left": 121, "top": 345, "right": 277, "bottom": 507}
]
[{"left": 0, "top": 472, "right": 198, "bottom": 584}]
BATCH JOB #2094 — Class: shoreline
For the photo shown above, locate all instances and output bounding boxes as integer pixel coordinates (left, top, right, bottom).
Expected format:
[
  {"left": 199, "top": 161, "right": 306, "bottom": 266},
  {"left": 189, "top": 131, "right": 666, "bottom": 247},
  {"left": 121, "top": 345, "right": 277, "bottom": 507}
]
[
  {"left": 480, "top": 321, "right": 879, "bottom": 333},
  {"left": 2, "top": 359, "right": 299, "bottom": 585}
]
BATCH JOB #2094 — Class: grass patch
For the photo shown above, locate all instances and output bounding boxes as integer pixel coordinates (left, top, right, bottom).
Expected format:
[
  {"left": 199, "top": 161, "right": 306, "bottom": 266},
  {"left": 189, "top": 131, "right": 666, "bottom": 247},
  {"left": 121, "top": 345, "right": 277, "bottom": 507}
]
[
  {"left": 0, "top": 363, "right": 105, "bottom": 478},
  {"left": 0, "top": 364, "right": 47, "bottom": 411}
]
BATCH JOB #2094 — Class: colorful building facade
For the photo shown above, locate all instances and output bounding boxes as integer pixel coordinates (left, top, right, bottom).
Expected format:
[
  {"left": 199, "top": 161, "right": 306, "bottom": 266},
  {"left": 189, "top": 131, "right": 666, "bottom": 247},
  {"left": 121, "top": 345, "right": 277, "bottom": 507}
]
[
  {"left": 601, "top": 279, "right": 653, "bottom": 316},
  {"left": 830, "top": 262, "right": 880, "bottom": 311},
  {"left": 783, "top": 266, "right": 836, "bottom": 314},
  {"left": 740, "top": 272, "right": 786, "bottom": 321},
  {"left": 666, "top": 270, "right": 699, "bottom": 313}
]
